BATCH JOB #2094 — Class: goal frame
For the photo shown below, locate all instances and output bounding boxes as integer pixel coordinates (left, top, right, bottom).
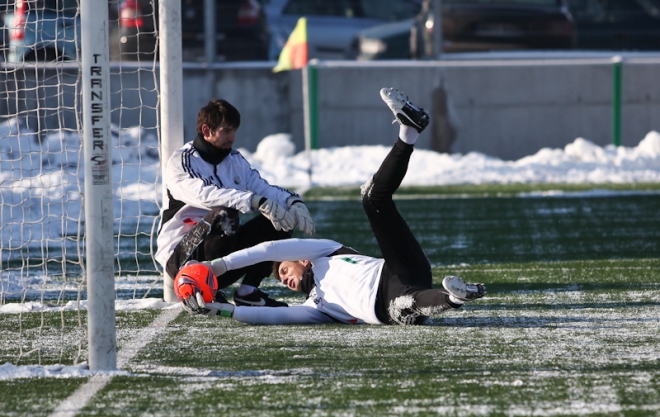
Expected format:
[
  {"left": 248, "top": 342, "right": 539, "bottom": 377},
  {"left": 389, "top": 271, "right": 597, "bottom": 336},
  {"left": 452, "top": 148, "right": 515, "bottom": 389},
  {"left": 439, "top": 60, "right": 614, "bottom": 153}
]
[{"left": 81, "top": 0, "right": 116, "bottom": 371}]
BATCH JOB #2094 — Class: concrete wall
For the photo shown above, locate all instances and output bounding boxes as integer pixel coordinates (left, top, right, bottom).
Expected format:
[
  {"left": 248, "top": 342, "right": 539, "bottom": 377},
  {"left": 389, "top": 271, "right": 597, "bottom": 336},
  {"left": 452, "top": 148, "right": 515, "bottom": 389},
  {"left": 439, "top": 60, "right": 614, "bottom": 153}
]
[
  {"left": 440, "top": 57, "right": 660, "bottom": 159},
  {"left": 2, "top": 56, "right": 659, "bottom": 161}
]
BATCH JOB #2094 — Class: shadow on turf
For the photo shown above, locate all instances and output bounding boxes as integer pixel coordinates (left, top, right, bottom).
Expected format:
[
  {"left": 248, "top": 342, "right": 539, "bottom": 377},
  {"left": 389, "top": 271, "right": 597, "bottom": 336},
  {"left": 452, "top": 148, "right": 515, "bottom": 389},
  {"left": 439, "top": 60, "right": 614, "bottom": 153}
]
[
  {"left": 467, "top": 300, "right": 660, "bottom": 311},
  {"left": 427, "top": 312, "right": 660, "bottom": 328},
  {"left": 474, "top": 282, "right": 660, "bottom": 292}
]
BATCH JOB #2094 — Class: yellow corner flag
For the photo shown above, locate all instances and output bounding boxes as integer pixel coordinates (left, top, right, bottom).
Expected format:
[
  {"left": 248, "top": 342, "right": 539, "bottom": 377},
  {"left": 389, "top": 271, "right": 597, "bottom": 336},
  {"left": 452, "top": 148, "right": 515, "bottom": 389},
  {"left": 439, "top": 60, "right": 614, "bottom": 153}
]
[{"left": 273, "top": 17, "right": 308, "bottom": 73}]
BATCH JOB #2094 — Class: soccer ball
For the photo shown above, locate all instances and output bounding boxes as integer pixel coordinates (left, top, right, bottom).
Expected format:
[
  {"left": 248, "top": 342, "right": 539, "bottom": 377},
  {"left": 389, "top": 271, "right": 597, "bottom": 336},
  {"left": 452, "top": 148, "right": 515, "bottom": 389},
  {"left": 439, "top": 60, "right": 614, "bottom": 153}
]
[{"left": 174, "top": 263, "right": 218, "bottom": 303}]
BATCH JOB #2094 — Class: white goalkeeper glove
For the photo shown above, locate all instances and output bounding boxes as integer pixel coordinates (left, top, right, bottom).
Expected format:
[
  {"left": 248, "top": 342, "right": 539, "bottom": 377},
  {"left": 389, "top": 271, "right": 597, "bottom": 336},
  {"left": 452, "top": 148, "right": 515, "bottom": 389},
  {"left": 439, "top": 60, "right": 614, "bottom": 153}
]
[
  {"left": 182, "top": 292, "right": 235, "bottom": 318},
  {"left": 252, "top": 195, "right": 295, "bottom": 232},
  {"left": 288, "top": 201, "right": 315, "bottom": 236},
  {"left": 184, "top": 259, "right": 227, "bottom": 277}
]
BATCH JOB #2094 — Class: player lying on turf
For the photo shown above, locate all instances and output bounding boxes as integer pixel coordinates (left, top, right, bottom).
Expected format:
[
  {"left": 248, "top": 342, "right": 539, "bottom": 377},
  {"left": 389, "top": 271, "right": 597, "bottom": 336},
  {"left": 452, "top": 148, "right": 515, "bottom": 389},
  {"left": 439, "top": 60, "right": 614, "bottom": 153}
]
[{"left": 174, "top": 87, "right": 486, "bottom": 325}]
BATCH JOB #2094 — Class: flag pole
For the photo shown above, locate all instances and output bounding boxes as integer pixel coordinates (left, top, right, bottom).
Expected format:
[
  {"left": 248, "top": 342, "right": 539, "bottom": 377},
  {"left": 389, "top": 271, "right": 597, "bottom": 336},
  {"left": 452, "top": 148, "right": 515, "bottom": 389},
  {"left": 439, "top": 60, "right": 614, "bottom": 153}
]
[
  {"left": 612, "top": 55, "right": 623, "bottom": 147},
  {"left": 271, "top": 17, "right": 313, "bottom": 185},
  {"left": 303, "top": 60, "right": 318, "bottom": 185}
]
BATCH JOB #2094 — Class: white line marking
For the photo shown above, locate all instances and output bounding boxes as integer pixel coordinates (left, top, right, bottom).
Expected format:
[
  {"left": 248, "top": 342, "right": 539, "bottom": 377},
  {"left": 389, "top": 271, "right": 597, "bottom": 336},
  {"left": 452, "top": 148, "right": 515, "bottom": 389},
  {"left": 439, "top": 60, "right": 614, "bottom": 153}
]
[
  {"left": 49, "top": 307, "right": 181, "bottom": 417},
  {"left": 49, "top": 375, "right": 113, "bottom": 417},
  {"left": 117, "top": 307, "right": 181, "bottom": 368}
]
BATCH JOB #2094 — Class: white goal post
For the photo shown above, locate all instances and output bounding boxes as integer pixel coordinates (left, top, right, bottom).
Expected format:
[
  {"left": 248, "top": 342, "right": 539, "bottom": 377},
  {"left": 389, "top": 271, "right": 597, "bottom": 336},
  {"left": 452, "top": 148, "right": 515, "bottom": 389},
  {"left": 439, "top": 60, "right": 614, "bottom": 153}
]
[
  {"left": 81, "top": 0, "right": 116, "bottom": 371},
  {"left": 158, "top": 0, "right": 184, "bottom": 303}
]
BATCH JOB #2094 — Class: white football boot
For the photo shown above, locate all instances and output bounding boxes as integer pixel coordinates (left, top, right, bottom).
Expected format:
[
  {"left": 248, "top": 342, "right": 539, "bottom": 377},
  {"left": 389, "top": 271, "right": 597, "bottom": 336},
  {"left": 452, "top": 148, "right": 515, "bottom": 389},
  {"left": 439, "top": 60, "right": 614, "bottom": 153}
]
[
  {"left": 442, "top": 275, "right": 486, "bottom": 303},
  {"left": 380, "top": 87, "right": 430, "bottom": 133}
]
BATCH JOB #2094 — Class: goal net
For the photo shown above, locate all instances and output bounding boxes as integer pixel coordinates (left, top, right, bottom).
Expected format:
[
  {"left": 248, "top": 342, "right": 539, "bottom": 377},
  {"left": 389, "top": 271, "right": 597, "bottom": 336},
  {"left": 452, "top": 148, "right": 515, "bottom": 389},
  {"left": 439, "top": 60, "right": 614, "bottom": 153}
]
[{"left": 0, "top": 0, "right": 162, "bottom": 366}]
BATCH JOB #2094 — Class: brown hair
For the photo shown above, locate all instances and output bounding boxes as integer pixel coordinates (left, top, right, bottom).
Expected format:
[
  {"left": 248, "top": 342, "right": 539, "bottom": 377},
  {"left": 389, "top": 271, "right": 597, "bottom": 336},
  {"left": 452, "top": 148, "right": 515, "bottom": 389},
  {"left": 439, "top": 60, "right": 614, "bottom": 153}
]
[
  {"left": 272, "top": 261, "right": 282, "bottom": 282},
  {"left": 196, "top": 99, "right": 241, "bottom": 135}
]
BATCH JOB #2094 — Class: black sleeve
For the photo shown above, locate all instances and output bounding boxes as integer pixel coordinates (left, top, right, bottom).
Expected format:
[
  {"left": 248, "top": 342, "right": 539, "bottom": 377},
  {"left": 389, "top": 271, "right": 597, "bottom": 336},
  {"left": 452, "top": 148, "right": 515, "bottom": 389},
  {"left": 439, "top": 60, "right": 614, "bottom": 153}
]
[{"left": 329, "top": 246, "right": 362, "bottom": 256}]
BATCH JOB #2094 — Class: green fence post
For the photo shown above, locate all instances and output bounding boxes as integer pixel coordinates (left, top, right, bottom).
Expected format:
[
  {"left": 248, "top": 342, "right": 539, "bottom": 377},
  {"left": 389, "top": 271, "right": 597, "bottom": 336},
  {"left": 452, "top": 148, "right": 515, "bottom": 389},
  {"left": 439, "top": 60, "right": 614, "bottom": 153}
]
[
  {"left": 307, "top": 63, "right": 319, "bottom": 149},
  {"left": 612, "top": 56, "right": 622, "bottom": 147}
]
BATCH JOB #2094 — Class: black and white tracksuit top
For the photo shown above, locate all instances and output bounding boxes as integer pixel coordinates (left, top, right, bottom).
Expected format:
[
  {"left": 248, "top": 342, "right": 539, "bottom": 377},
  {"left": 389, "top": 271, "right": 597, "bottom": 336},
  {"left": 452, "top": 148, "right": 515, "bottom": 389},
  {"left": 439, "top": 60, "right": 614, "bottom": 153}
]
[{"left": 155, "top": 140, "right": 299, "bottom": 268}]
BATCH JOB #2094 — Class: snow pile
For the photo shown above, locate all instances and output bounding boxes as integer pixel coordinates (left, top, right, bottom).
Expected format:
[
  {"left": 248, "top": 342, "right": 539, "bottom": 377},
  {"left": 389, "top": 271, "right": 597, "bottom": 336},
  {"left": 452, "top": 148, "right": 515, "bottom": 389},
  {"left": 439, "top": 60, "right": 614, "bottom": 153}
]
[
  {"left": 2, "top": 119, "right": 659, "bottom": 250},
  {"left": 0, "top": 362, "right": 130, "bottom": 380},
  {"left": 241, "top": 131, "right": 660, "bottom": 188}
]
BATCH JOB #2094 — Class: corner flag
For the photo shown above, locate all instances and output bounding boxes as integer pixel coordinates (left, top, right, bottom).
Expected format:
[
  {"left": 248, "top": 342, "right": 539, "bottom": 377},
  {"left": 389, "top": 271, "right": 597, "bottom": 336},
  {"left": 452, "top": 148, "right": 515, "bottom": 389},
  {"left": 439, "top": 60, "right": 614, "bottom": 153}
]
[{"left": 273, "top": 17, "right": 308, "bottom": 72}]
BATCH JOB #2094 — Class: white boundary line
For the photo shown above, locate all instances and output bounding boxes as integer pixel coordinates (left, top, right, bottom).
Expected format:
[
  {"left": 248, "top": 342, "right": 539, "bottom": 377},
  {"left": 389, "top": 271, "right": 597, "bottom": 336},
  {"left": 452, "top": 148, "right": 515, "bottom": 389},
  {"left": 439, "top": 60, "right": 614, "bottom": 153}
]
[{"left": 49, "top": 307, "right": 181, "bottom": 417}]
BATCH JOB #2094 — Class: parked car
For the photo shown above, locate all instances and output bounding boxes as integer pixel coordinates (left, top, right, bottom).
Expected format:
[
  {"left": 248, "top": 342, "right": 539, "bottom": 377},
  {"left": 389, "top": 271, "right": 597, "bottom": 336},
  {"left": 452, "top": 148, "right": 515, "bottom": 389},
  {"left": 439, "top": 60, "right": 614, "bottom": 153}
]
[
  {"left": 111, "top": 0, "right": 269, "bottom": 62},
  {"left": 351, "top": 0, "right": 577, "bottom": 60},
  {"left": 180, "top": 0, "right": 268, "bottom": 62},
  {"left": 110, "top": 0, "right": 157, "bottom": 61},
  {"left": 262, "top": 0, "right": 423, "bottom": 61},
  {"left": 3, "top": 0, "right": 82, "bottom": 62},
  {"left": 565, "top": 0, "right": 660, "bottom": 50},
  {"left": 2, "top": 0, "right": 268, "bottom": 63}
]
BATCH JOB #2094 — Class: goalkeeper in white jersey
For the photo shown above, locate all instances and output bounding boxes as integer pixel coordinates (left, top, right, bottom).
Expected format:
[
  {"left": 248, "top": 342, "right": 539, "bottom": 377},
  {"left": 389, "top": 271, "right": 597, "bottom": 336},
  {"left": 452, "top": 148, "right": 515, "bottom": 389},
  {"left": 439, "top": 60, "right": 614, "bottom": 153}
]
[{"left": 177, "top": 87, "right": 486, "bottom": 325}]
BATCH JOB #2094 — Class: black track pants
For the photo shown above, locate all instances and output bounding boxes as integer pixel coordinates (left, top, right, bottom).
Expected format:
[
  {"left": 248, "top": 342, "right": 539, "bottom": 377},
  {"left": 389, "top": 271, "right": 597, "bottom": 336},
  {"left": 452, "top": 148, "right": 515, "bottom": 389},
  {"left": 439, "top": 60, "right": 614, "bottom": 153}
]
[{"left": 362, "top": 139, "right": 455, "bottom": 324}]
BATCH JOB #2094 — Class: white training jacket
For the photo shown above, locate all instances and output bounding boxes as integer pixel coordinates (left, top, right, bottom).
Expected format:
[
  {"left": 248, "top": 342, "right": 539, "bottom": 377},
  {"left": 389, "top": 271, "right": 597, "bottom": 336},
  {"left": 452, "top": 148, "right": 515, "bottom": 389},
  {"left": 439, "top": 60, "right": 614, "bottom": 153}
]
[
  {"left": 155, "top": 143, "right": 297, "bottom": 268},
  {"left": 221, "top": 239, "right": 386, "bottom": 325}
]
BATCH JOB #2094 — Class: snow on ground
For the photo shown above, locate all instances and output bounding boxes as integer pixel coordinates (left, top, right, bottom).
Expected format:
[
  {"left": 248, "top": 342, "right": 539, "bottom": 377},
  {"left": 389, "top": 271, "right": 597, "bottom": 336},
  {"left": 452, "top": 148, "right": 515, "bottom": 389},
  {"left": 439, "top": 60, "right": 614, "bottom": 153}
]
[
  {"left": 0, "top": 362, "right": 131, "bottom": 380},
  {"left": 1, "top": 117, "right": 659, "bottom": 262},
  {"left": 0, "top": 298, "right": 180, "bottom": 380},
  {"left": 2, "top": 118, "right": 660, "bottom": 218},
  {"left": 0, "top": 298, "right": 179, "bottom": 315},
  {"left": 3, "top": 117, "right": 658, "bottom": 250},
  {"left": 2, "top": 120, "right": 659, "bottom": 253}
]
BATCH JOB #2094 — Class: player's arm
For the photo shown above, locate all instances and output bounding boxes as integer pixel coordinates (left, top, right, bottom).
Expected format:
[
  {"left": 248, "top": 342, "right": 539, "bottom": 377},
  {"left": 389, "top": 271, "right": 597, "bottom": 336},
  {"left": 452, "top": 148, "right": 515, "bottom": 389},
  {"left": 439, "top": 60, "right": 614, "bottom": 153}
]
[
  {"left": 206, "top": 239, "right": 343, "bottom": 276},
  {"left": 181, "top": 293, "right": 333, "bottom": 325},
  {"left": 238, "top": 155, "right": 315, "bottom": 235},
  {"left": 233, "top": 305, "right": 334, "bottom": 325}
]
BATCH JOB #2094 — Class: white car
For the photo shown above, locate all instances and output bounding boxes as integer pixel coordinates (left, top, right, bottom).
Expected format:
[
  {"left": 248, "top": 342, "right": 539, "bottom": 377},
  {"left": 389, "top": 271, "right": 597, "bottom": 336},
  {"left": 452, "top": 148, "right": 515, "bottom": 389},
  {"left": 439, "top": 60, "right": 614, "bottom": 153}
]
[{"left": 262, "top": 0, "right": 422, "bottom": 60}]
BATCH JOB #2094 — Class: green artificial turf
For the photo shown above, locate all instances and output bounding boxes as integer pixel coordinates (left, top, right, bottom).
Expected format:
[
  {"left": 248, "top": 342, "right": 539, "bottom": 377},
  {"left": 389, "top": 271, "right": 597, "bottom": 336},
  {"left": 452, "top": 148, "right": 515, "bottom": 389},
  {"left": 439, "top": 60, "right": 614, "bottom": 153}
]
[
  {"left": 2, "top": 260, "right": 658, "bottom": 416},
  {"left": 2, "top": 191, "right": 659, "bottom": 416}
]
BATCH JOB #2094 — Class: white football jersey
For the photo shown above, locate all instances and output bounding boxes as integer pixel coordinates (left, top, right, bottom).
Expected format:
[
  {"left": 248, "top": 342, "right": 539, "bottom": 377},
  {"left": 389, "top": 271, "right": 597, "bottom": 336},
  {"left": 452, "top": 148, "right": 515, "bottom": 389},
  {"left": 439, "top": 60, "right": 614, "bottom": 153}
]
[{"left": 302, "top": 255, "right": 384, "bottom": 324}]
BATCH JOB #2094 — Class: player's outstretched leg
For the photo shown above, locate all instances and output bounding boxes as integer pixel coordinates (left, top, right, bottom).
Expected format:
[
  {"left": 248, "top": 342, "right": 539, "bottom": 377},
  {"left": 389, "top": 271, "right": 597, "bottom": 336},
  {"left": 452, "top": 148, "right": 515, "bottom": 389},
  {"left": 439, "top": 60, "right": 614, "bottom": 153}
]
[{"left": 442, "top": 276, "right": 486, "bottom": 305}]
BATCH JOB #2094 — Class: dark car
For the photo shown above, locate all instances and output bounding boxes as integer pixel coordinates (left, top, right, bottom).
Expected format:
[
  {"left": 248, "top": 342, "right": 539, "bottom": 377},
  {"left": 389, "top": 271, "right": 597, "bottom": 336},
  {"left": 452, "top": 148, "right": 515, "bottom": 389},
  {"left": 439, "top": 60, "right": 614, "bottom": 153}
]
[
  {"left": 263, "top": 0, "right": 422, "bottom": 61},
  {"left": 110, "top": 0, "right": 269, "bottom": 62},
  {"left": 566, "top": 0, "right": 660, "bottom": 50},
  {"left": 110, "top": 0, "right": 156, "bottom": 61},
  {"left": 351, "top": 0, "right": 577, "bottom": 60}
]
